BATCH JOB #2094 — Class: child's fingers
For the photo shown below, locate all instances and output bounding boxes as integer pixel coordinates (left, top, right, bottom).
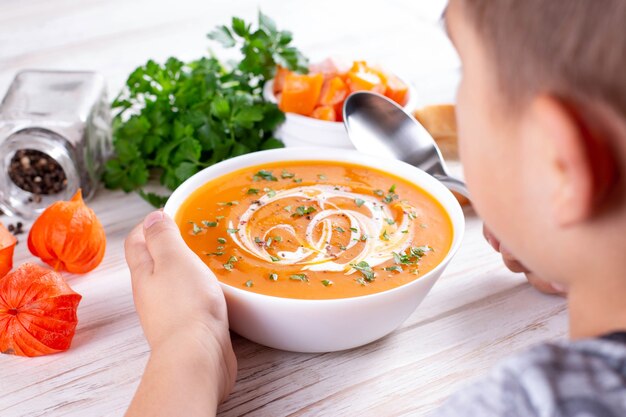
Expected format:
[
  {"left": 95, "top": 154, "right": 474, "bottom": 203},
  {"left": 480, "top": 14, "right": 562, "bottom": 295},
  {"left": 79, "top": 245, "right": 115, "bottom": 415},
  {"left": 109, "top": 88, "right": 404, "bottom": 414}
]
[
  {"left": 142, "top": 211, "right": 191, "bottom": 271},
  {"left": 125, "top": 222, "right": 155, "bottom": 278}
]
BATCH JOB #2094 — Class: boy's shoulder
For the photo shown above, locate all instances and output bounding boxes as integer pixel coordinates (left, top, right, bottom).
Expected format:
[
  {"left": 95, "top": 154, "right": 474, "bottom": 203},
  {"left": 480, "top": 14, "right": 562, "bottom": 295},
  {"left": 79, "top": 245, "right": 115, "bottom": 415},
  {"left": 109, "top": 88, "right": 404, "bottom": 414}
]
[{"left": 431, "top": 333, "right": 626, "bottom": 417}]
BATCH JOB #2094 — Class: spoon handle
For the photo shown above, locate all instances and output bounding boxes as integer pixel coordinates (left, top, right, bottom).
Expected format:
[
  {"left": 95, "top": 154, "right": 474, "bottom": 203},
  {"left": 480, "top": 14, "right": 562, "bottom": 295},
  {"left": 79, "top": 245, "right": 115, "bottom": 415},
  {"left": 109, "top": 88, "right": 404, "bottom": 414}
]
[{"left": 433, "top": 174, "right": 471, "bottom": 199}]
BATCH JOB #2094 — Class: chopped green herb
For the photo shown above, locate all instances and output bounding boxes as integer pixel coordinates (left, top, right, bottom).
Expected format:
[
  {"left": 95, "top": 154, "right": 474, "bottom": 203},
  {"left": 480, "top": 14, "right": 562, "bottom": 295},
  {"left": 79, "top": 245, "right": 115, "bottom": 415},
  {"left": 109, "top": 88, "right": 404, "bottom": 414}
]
[
  {"left": 401, "top": 230, "right": 409, "bottom": 234},
  {"left": 216, "top": 215, "right": 225, "bottom": 220},
  {"left": 408, "top": 212, "right": 417, "bottom": 220},
  {"left": 281, "top": 169, "right": 295, "bottom": 179},
  {"left": 289, "top": 273, "right": 309, "bottom": 282},
  {"left": 223, "top": 263, "right": 234, "bottom": 271},
  {"left": 360, "top": 234, "right": 368, "bottom": 241},
  {"left": 274, "top": 235, "right": 282, "bottom": 242},
  {"left": 381, "top": 230, "right": 390, "bottom": 241},
  {"left": 206, "top": 251, "right": 225, "bottom": 256},
  {"left": 389, "top": 184, "right": 397, "bottom": 193},
  {"left": 410, "top": 246, "right": 433, "bottom": 258},
  {"left": 317, "top": 174, "right": 327, "bottom": 180},
  {"left": 392, "top": 252, "right": 404, "bottom": 264},
  {"left": 355, "top": 198, "right": 365, "bottom": 207},
  {"left": 356, "top": 277, "right": 367, "bottom": 286},
  {"left": 352, "top": 261, "right": 376, "bottom": 282},
  {"left": 374, "top": 189, "right": 384, "bottom": 197},
  {"left": 269, "top": 273, "right": 278, "bottom": 281},
  {"left": 217, "top": 237, "right": 227, "bottom": 244},
  {"left": 292, "top": 205, "right": 316, "bottom": 217},
  {"left": 321, "top": 279, "right": 333, "bottom": 287},
  {"left": 264, "top": 187, "right": 276, "bottom": 198},
  {"left": 270, "top": 255, "right": 280, "bottom": 262},
  {"left": 226, "top": 228, "right": 240, "bottom": 234},
  {"left": 384, "top": 265, "right": 403, "bottom": 273},
  {"left": 339, "top": 244, "right": 347, "bottom": 250},
  {"left": 253, "top": 169, "right": 278, "bottom": 182},
  {"left": 266, "top": 237, "right": 273, "bottom": 247},
  {"left": 334, "top": 226, "right": 345, "bottom": 233},
  {"left": 244, "top": 280, "right": 254, "bottom": 287},
  {"left": 385, "top": 218, "right": 395, "bottom": 225},
  {"left": 254, "top": 236, "right": 263, "bottom": 244},
  {"left": 218, "top": 201, "right": 239, "bottom": 206},
  {"left": 189, "top": 222, "right": 203, "bottom": 235},
  {"left": 202, "top": 221, "right": 218, "bottom": 227},
  {"left": 247, "top": 188, "right": 260, "bottom": 195},
  {"left": 349, "top": 227, "right": 358, "bottom": 233},
  {"left": 284, "top": 205, "right": 292, "bottom": 212},
  {"left": 392, "top": 246, "right": 432, "bottom": 266},
  {"left": 293, "top": 178, "right": 303, "bottom": 183}
]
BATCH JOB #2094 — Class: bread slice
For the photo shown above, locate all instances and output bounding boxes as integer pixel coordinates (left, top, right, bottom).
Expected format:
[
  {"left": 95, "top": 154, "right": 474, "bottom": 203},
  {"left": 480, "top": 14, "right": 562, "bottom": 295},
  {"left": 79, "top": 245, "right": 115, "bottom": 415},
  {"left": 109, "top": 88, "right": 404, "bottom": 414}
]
[{"left": 413, "top": 104, "right": 458, "bottom": 160}]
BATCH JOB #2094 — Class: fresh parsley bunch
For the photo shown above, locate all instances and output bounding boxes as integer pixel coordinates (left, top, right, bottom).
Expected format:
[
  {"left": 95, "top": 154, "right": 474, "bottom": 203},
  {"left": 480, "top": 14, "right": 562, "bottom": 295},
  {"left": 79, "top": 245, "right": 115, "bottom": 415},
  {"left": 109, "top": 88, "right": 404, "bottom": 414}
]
[{"left": 103, "top": 12, "right": 308, "bottom": 207}]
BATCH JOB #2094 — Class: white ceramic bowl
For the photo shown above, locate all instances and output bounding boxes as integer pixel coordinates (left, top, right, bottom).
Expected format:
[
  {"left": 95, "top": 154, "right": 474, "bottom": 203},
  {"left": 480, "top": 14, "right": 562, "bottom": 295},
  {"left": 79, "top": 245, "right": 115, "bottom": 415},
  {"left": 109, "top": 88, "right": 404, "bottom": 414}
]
[
  {"left": 263, "top": 78, "right": 418, "bottom": 149},
  {"left": 164, "top": 148, "right": 464, "bottom": 352}
]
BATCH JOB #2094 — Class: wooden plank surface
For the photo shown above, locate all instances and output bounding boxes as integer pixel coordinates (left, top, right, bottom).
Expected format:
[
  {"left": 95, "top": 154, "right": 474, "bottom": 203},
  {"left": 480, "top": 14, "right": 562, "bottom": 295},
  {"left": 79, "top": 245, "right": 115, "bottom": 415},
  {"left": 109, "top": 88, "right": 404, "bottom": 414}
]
[{"left": 0, "top": 1, "right": 567, "bottom": 416}]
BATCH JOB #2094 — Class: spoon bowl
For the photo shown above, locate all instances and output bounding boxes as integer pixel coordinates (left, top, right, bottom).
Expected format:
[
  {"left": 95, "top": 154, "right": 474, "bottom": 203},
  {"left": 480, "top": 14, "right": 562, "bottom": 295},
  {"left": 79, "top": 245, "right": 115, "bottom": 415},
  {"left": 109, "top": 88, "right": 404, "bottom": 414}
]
[{"left": 343, "top": 91, "right": 469, "bottom": 198}]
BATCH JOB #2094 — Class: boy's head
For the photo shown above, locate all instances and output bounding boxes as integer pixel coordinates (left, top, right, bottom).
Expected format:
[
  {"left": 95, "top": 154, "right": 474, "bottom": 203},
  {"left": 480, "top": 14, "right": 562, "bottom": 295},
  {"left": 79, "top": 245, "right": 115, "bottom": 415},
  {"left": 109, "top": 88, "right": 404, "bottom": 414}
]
[{"left": 445, "top": 0, "right": 626, "bottom": 286}]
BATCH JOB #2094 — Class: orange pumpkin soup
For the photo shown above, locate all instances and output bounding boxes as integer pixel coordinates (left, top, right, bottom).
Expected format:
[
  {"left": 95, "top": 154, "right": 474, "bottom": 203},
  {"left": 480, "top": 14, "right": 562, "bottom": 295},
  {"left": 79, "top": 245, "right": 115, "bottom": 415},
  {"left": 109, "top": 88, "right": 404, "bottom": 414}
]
[{"left": 175, "top": 161, "right": 453, "bottom": 300}]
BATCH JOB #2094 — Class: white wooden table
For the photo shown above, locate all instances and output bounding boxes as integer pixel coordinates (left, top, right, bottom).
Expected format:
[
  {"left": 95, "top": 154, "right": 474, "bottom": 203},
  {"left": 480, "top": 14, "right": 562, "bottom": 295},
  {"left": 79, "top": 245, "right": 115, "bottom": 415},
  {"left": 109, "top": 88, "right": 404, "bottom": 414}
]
[{"left": 0, "top": 1, "right": 567, "bottom": 416}]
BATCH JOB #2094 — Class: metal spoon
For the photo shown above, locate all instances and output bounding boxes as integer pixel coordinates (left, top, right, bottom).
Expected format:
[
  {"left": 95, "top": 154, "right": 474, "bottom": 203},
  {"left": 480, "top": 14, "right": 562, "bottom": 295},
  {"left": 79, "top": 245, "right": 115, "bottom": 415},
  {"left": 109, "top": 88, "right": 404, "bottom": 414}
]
[{"left": 343, "top": 91, "right": 469, "bottom": 198}]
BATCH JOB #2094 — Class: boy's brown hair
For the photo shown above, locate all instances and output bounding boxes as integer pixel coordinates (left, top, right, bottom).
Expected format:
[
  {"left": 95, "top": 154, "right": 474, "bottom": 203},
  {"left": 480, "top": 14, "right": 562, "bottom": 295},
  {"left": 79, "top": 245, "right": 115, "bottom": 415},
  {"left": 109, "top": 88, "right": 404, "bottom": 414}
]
[{"left": 458, "top": 0, "right": 626, "bottom": 116}]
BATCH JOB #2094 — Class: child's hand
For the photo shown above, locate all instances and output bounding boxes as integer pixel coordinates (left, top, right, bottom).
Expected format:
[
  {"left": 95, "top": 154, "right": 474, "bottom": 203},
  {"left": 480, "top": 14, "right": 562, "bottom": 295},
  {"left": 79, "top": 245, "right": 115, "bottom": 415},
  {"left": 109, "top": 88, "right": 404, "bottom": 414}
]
[
  {"left": 483, "top": 224, "right": 567, "bottom": 296},
  {"left": 124, "top": 211, "right": 237, "bottom": 414}
]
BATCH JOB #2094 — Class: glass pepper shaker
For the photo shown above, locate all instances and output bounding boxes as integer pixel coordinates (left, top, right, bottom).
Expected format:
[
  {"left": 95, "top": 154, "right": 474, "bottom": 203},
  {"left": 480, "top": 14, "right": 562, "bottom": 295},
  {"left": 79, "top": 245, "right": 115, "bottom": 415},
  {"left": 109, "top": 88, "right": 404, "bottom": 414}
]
[{"left": 0, "top": 70, "right": 112, "bottom": 218}]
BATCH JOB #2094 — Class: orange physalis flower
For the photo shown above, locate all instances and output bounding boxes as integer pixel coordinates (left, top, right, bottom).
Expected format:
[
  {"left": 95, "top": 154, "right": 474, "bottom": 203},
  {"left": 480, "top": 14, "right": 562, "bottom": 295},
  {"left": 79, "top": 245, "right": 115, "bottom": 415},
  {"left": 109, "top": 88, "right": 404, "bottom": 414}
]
[
  {"left": 0, "top": 263, "right": 82, "bottom": 357},
  {"left": 28, "top": 189, "right": 106, "bottom": 274}
]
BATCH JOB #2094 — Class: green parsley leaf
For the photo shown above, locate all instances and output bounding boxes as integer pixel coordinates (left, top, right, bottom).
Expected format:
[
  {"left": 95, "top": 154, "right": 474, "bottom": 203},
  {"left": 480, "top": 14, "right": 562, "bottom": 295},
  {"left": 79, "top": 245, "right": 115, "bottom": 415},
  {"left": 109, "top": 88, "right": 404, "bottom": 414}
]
[
  {"left": 292, "top": 206, "right": 316, "bottom": 217},
  {"left": 264, "top": 187, "right": 276, "bottom": 198},
  {"left": 281, "top": 169, "right": 295, "bottom": 179},
  {"left": 269, "top": 273, "right": 278, "bottom": 281},
  {"left": 217, "top": 237, "right": 227, "bottom": 244},
  {"left": 321, "top": 279, "right": 333, "bottom": 287},
  {"left": 289, "top": 273, "right": 309, "bottom": 282},
  {"left": 355, "top": 198, "right": 365, "bottom": 207},
  {"left": 244, "top": 280, "right": 254, "bottom": 287},
  {"left": 253, "top": 169, "right": 278, "bottom": 182},
  {"left": 105, "top": 13, "right": 307, "bottom": 206},
  {"left": 351, "top": 261, "right": 376, "bottom": 282},
  {"left": 384, "top": 265, "right": 403, "bottom": 273}
]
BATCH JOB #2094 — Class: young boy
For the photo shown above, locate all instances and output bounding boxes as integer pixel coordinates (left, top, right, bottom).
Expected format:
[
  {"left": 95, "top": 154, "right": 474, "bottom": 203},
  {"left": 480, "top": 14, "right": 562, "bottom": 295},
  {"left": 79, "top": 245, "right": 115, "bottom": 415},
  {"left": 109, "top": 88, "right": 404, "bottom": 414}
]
[{"left": 123, "top": 0, "right": 626, "bottom": 415}]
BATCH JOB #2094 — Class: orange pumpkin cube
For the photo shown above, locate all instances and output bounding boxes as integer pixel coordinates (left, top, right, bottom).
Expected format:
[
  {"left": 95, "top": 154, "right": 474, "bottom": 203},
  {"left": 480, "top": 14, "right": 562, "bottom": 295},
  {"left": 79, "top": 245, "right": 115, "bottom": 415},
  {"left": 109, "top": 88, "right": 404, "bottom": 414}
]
[
  {"left": 311, "top": 105, "right": 337, "bottom": 122},
  {"left": 384, "top": 74, "right": 409, "bottom": 106},
  {"left": 273, "top": 66, "right": 290, "bottom": 94},
  {"left": 319, "top": 76, "right": 349, "bottom": 107},
  {"left": 346, "top": 61, "right": 386, "bottom": 94},
  {"left": 279, "top": 73, "right": 325, "bottom": 116}
]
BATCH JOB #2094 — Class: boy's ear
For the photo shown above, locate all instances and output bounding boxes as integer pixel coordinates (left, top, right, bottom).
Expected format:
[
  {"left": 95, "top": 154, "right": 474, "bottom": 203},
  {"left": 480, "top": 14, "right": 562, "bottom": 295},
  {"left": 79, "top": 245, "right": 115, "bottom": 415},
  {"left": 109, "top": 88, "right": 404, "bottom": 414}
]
[{"left": 529, "top": 95, "right": 616, "bottom": 227}]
